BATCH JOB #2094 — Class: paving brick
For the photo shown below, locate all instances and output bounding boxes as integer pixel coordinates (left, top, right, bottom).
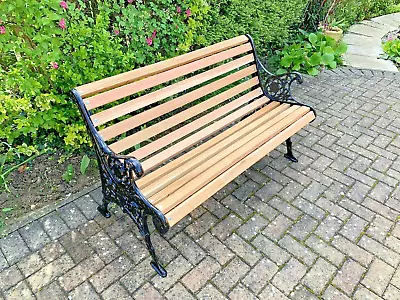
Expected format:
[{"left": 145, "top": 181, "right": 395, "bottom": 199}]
[
  {"left": 181, "top": 256, "right": 220, "bottom": 293},
  {"left": 19, "top": 221, "right": 50, "bottom": 251},
  {"left": 225, "top": 233, "right": 261, "bottom": 266},
  {"left": 263, "top": 215, "right": 292, "bottom": 242},
  {"left": 197, "top": 232, "right": 234, "bottom": 265},
  {"left": 231, "top": 180, "right": 259, "bottom": 201},
  {"left": 332, "top": 259, "right": 365, "bottom": 296},
  {"left": 17, "top": 252, "right": 44, "bottom": 278},
  {"left": 305, "top": 235, "right": 345, "bottom": 267},
  {"left": 166, "top": 282, "right": 195, "bottom": 300},
  {"left": 384, "top": 285, "right": 400, "bottom": 300},
  {"left": 272, "top": 258, "right": 307, "bottom": 295},
  {"left": 242, "top": 258, "right": 278, "bottom": 294},
  {"left": 289, "top": 215, "right": 319, "bottom": 241},
  {"left": 27, "top": 253, "right": 75, "bottom": 293},
  {"left": 59, "top": 254, "right": 104, "bottom": 291},
  {"left": 152, "top": 255, "right": 192, "bottom": 293},
  {"left": 363, "top": 197, "right": 399, "bottom": 221},
  {"left": 4, "top": 281, "right": 35, "bottom": 300},
  {"left": 237, "top": 214, "right": 269, "bottom": 240},
  {"left": 202, "top": 198, "right": 230, "bottom": 219},
  {"left": 353, "top": 286, "right": 381, "bottom": 300},
  {"left": 58, "top": 203, "right": 88, "bottom": 229},
  {"left": 292, "top": 198, "right": 325, "bottom": 220},
  {"left": 362, "top": 259, "right": 394, "bottom": 296},
  {"left": 366, "top": 215, "right": 393, "bottom": 242},
  {"left": 323, "top": 285, "right": 351, "bottom": 300},
  {"left": 369, "top": 182, "right": 393, "bottom": 203},
  {"left": 228, "top": 284, "right": 257, "bottom": 300},
  {"left": 77, "top": 220, "right": 101, "bottom": 239},
  {"left": 74, "top": 195, "right": 99, "bottom": 220},
  {"left": 60, "top": 230, "right": 94, "bottom": 264},
  {"left": 196, "top": 283, "right": 226, "bottom": 299},
  {"left": 346, "top": 182, "right": 371, "bottom": 203},
  {"left": 0, "top": 265, "right": 23, "bottom": 291},
  {"left": 211, "top": 214, "right": 242, "bottom": 240},
  {"left": 39, "top": 241, "right": 65, "bottom": 263},
  {"left": 0, "top": 232, "right": 30, "bottom": 265},
  {"left": 89, "top": 255, "right": 132, "bottom": 293},
  {"left": 101, "top": 282, "right": 133, "bottom": 300},
  {"left": 278, "top": 181, "right": 306, "bottom": 202},
  {"left": 88, "top": 231, "right": 121, "bottom": 264},
  {"left": 119, "top": 258, "right": 154, "bottom": 293},
  {"left": 252, "top": 234, "right": 290, "bottom": 266},
  {"left": 213, "top": 182, "right": 238, "bottom": 200},
  {"left": 339, "top": 198, "right": 375, "bottom": 222},
  {"left": 36, "top": 281, "right": 67, "bottom": 300},
  {"left": 255, "top": 180, "right": 284, "bottom": 202},
  {"left": 268, "top": 197, "right": 302, "bottom": 220},
  {"left": 171, "top": 232, "right": 206, "bottom": 265},
  {"left": 41, "top": 211, "right": 70, "bottom": 240},
  {"left": 290, "top": 285, "right": 319, "bottom": 300},
  {"left": 104, "top": 215, "right": 133, "bottom": 239},
  {"left": 316, "top": 198, "right": 351, "bottom": 221},
  {"left": 358, "top": 236, "right": 400, "bottom": 267},
  {"left": 279, "top": 235, "right": 317, "bottom": 266},
  {"left": 303, "top": 258, "right": 336, "bottom": 295},
  {"left": 212, "top": 257, "right": 250, "bottom": 294},
  {"left": 0, "top": 250, "right": 7, "bottom": 272},
  {"left": 332, "top": 235, "right": 373, "bottom": 267},
  {"left": 245, "top": 196, "right": 279, "bottom": 221},
  {"left": 258, "top": 283, "right": 290, "bottom": 300},
  {"left": 340, "top": 215, "right": 368, "bottom": 242},
  {"left": 385, "top": 235, "right": 400, "bottom": 254},
  {"left": 221, "top": 194, "right": 255, "bottom": 219},
  {"left": 69, "top": 281, "right": 100, "bottom": 300},
  {"left": 315, "top": 215, "right": 342, "bottom": 241},
  {"left": 115, "top": 231, "right": 148, "bottom": 265},
  {"left": 185, "top": 212, "right": 218, "bottom": 239}
]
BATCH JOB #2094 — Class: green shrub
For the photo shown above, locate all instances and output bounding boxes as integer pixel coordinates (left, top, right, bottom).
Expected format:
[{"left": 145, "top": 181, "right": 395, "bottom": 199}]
[
  {"left": 277, "top": 31, "right": 348, "bottom": 75},
  {"left": 0, "top": 0, "right": 208, "bottom": 160},
  {"left": 201, "top": 0, "right": 308, "bottom": 53},
  {"left": 382, "top": 38, "right": 400, "bottom": 66}
]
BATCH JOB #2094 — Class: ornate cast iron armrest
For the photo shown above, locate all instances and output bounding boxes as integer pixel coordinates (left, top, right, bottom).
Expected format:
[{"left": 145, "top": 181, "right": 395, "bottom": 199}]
[{"left": 256, "top": 58, "right": 303, "bottom": 103}]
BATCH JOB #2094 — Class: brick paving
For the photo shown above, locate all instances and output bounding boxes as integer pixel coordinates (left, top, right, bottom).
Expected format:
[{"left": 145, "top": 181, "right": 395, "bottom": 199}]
[{"left": 1, "top": 67, "right": 400, "bottom": 299}]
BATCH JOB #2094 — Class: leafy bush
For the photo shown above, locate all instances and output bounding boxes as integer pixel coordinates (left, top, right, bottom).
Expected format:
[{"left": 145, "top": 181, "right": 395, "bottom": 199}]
[
  {"left": 201, "top": 0, "right": 308, "bottom": 53},
  {"left": 278, "top": 31, "right": 348, "bottom": 75},
  {"left": 382, "top": 38, "right": 400, "bottom": 66},
  {"left": 0, "top": 0, "right": 208, "bottom": 161}
]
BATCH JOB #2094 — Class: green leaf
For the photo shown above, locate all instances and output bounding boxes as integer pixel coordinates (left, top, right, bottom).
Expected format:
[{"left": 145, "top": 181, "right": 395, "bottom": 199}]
[
  {"left": 307, "top": 68, "right": 319, "bottom": 76},
  {"left": 328, "top": 61, "right": 337, "bottom": 69},
  {"left": 322, "top": 53, "right": 335, "bottom": 64},
  {"left": 309, "top": 33, "right": 317, "bottom": 45},
  {"left": 62, "top": 164, "right": 74, "bottom": 182},
  {"left": 2, "top": 207, "right": 13, "bottom": 213},
  {"left": 280, "top": 56, "right": 292, "bottom": 68},
  {"left": 309, "top": 53, "right": 322, "bottom": 66},
  {"left": 276, "top": 69, "right": 288, "bottom": 75},
  {"left": 335, "top": 42, "right": 348, "bottom": 55},
  {"left": 323, "top": 46, "right": 334, "bottom": 55},
  {"left": 80, "top": 155, "right": 91, "bottom": 175}
]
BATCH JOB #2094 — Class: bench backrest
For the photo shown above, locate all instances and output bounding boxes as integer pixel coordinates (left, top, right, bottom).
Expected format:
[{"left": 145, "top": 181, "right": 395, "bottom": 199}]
[{"left": 75, "top": 35, "right": 265, "bottom": 172}]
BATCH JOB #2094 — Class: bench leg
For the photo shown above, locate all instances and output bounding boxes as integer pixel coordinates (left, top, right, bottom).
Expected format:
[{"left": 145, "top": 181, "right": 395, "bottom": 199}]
[
  {"left": 284, "top": 138, "right": 298, "bottom": 163},
  {"left": 97, "top": 196, "right": 111, "bottom": 218}
]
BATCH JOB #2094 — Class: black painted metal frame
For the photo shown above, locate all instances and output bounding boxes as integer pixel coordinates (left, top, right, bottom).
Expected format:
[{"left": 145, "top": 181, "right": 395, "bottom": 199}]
[{"left": 71, "top": 34, "right": 316, "bottom": 278}]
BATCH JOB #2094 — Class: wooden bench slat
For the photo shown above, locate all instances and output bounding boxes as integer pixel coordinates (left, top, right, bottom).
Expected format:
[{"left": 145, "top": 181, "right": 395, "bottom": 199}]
[
  {"left": 85, "top": 45, "right": 253, "bottom": 110},
  {"left": 91, "top": 62, "right": 257, "bottom": 127},
  {"left": 97, "top": 65, "right": 257, "bottom": 140},
  {"left": 137, "top": 101, "right": 281, "bottom": 189},
  {"left": 108, "top": 78, "right": 261, "bottom": 153},
  {"left": 76, "top": 35, "right": 249, "bottom": 98},
  {"left": 150, "top": 106, "right": 306, "bottom": 209},
  {"left": 137, "top": 94, "right": 269, "bottom": 172},
  {"left": 165, "top": 111, "right": 316, "bottom": 226},
  {"left": 142, "top": 103, "right": 291, "bottom": 199}
]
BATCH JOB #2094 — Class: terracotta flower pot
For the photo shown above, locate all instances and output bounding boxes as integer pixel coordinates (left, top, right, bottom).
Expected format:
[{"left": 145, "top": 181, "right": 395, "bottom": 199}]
[{"left": 323, "top": 26, "right": 343, "bottom": 42}]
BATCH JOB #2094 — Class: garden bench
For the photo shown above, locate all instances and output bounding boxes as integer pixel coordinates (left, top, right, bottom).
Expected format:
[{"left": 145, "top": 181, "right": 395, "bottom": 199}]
[{"left": 71, "top": 34, "right": 316, "bottom": 277}]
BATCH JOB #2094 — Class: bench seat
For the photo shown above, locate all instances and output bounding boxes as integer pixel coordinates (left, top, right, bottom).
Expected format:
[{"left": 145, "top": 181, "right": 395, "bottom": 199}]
[{"left": 71, "top": 34, "right": 316, "bottom": 277}]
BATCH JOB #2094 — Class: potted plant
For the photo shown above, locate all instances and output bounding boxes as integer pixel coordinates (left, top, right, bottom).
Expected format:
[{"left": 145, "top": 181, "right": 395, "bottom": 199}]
[{"left": 319, "top": 0, "right": 345, "bottom": 42}]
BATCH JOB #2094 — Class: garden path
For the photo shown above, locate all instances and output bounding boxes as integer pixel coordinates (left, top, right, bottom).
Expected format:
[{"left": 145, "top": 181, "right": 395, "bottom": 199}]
[
  {"left": 343, "top": 12, "right": 400, "bottom": 72},
  {"left": 1, "top": 68, "right": 400, "bottom": 299}
]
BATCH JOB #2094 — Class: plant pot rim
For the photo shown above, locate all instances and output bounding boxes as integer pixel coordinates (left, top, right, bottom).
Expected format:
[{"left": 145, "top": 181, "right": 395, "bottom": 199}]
[{"left": 324, "top": 26, "right": 343, "bottom": 33}]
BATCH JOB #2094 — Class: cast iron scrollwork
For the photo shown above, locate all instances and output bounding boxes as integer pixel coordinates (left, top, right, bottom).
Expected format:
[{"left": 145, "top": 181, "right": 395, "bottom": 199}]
[{"left": 71, "top": 89, "right": 169, "bottom": 277}]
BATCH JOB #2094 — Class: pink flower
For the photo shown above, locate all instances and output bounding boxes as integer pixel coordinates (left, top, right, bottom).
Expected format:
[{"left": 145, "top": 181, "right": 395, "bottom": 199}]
[
  {"left": 50, "top": 62, "right": 59, "bottom": 69},
  {"left": 177, "top": 6, "right": 182, "bottom": 13},
  {"left": 59, "top": 18, "right": 66, "bottom": 30},
  {"left": 127, "top": 0, "right": 133, "bottom": 3},
  {"left": 60, "top": 1, "right": 68, "bottom": 9},
  {"left": 186, "top": 8, "right": 191, "bottom": 17},
  {"left": 388, "top": 36, "right": 394, "bottom": 41},
  {"left": 114, "top": 29, "right": 120, "bottom": 35},
  {"left": 0, "top": 26, "right": 5, "bottom": 34},
  {"left": 152, "top": 29, "right": 157, "bottom": 39},
  {"left": 146, "top": 37, "right": 153, "bottom": 46}
]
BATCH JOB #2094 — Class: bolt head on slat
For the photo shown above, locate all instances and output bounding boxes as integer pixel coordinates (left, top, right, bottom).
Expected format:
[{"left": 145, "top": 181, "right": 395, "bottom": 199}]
[{"left": 85, "top": 100, "right": 90, "bottom": 105}]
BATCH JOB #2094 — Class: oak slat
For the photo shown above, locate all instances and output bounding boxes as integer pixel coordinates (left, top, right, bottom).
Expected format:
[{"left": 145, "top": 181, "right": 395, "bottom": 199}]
[
  {"left": 150, "top": 106, "right": 306, "bottom": 209},
  {"left": 91, "top": 62, "right": 257, "bottom": 127},
  {"left": 85, "top": 46, "right": 253, "bottom": 110},
  {"left": 136, "top": 95, "right": 269, "bottom": 172},
  {"left": 137, "top": 102, "right": 281, "bottom": 189},
  {"left": 97, "top": 66, "right": 257, "bottom": 139},
  {"left": 143, "top": 104, "right": 291, "bottom": 199},
  {"left": 165, "top": 111, "right": 316, "bottom": 225},
  {"left": 76, "top": 35, "right": 249, "bottom": 98},
  {"left": 108, "top": 78, "right": 260, "bottom": 153}
]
